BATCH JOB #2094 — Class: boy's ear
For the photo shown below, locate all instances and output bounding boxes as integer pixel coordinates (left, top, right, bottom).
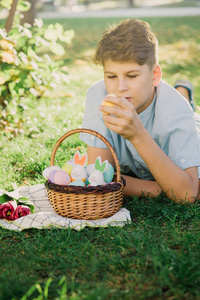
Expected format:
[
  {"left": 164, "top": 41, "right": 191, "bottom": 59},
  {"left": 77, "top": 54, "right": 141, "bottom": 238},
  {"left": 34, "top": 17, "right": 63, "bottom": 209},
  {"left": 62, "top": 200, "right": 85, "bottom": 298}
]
[{"left": 152, "top": 64, "right": 162, "bottom": 87}]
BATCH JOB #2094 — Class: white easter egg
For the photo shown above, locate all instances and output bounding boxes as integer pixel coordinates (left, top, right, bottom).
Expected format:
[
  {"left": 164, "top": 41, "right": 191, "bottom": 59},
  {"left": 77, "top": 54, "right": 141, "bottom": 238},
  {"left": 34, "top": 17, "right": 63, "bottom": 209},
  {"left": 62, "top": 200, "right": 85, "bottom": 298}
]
[
  {"left": 88, "top": 170, "right": 104, "bottom": 186},
  {"left": 42, "top": 166, "right": 61, "bottom": 179},
  {"left": 71, "top": 164, "right": 86, "bottom": 182},
  {"left": 85, "top": 164, "right": 95, "bottom": 176}
]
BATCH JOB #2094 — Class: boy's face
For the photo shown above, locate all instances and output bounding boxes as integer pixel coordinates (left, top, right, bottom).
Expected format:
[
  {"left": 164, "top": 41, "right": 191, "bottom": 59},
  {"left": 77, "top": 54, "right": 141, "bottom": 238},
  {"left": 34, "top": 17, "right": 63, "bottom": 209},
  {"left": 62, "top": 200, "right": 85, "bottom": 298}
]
[{"left": 103, "top": 59, "right": 159, "bottom": 114}]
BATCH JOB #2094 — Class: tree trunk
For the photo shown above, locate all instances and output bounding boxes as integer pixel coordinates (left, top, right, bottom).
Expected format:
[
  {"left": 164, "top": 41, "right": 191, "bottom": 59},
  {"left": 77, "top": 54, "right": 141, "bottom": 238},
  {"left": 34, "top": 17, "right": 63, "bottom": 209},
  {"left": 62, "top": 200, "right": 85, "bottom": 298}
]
[
  {"left": 21, "top": 0, "right": 36, "bottom": 26},
  {"left": 4, "top": 0, "right": 19, "bottom": 33},
  {"left": 128, "top": 0, "right": 135, "bottom": 7}
]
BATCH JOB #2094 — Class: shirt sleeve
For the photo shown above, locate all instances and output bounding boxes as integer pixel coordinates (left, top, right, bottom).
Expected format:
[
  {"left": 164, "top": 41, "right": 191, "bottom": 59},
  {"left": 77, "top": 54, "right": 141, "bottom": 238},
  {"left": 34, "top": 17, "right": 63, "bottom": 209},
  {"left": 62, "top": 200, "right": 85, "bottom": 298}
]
[
  {"left": 79, "top": 80, "right": 114, "bottom": 149},
  {"left": 155, "top": 92, "right": 200, "bottom": 173}
]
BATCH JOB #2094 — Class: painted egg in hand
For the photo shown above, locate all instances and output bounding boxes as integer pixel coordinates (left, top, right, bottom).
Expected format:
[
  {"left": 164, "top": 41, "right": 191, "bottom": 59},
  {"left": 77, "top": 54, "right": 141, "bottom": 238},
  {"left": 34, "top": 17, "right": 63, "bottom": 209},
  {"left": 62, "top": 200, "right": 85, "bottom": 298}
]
[{"left": 101, "top": 94, "right": 116, "bottom": 114}]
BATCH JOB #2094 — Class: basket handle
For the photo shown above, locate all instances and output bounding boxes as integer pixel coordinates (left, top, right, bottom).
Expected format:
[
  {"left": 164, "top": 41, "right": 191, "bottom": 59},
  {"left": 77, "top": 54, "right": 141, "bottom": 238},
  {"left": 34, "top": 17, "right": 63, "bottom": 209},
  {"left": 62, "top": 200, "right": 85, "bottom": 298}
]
[{"left": 50, "top": 128, "right": 121, "bottom": 183}]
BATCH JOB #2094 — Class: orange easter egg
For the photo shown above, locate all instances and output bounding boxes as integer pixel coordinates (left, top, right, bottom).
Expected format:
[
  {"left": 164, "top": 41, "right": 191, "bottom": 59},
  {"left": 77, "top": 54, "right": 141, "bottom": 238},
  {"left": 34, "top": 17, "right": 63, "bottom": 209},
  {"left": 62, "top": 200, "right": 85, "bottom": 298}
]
[{"left": 101, "top": 94, "right": 116, "bottom": 114}]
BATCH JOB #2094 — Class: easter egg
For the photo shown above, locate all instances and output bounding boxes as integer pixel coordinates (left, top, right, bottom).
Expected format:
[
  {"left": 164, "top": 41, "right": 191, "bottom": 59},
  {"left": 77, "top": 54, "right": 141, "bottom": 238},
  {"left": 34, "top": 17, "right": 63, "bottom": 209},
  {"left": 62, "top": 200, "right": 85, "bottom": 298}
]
[
  {"left": 101, "top": 94, "right": 117, "bottom": 115},
  {"left": 103, "top": 163, "right": 114, "bottom": 183},
  {"left": 88, "top": 170, "right": 104, "bottom": 186},
  {"left": 53, "top": 170, "right": 71, "bottom": 186},
  {"left": 85, "top": 176, "right": 89, "bottom": 186},
  {"left": 42, "top": 166, "right": 61, "bottom": 179},
  {"left": 62, "top": 163, "right": 73, "bottom": 175},
  {"left": 85, "top": 164, "right": 95, "bottom": 176},
  {"left": 48, "top": 170, "right": 57, "bottom": 183},
  {"left": 71, "top": 165, "right": 86, "bottom": 182},
  {"left": 68, "top": 180, "right": 85, "bottom": 187},
  {"left": 66, "top": 159, "right": 75, "bottom": 167}
]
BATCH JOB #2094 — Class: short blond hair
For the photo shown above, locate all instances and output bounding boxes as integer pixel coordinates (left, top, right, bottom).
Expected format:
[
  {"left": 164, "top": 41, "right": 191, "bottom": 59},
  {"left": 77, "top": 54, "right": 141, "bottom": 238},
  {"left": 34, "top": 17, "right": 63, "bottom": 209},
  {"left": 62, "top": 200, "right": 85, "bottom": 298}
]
[{"left": 93, "top": 19, "right": 158, "bottom": 69}]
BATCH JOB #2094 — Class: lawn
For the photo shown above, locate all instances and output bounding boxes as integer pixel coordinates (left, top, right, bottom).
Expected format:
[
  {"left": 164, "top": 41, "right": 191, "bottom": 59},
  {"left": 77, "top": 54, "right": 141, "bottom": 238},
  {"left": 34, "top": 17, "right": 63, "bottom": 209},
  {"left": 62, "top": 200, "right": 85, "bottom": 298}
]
[{"left": 0, "top": 16, "right": 200, "bottom": 300}]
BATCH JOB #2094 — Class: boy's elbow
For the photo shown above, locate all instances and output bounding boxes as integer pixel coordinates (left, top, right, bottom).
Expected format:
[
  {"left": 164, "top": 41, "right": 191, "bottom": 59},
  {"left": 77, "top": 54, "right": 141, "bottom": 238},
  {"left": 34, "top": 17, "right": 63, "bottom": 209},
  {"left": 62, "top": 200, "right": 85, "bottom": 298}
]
[
  {"left": 181, "top": 196, "right": 197, "bottom": 204},
  {"left": 171, "top": 190, "right": 198, "bottom": 204}
]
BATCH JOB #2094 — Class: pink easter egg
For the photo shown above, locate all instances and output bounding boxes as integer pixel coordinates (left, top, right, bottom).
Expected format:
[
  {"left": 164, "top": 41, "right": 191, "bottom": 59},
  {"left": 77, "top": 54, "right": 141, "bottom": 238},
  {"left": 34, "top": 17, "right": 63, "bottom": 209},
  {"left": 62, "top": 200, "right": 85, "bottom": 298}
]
[
  {"left": 48, "top": 170, "right": 57, "bottom": 183},
  {"left": 53, "top": 170, "right": 71, "bottom": 186}
]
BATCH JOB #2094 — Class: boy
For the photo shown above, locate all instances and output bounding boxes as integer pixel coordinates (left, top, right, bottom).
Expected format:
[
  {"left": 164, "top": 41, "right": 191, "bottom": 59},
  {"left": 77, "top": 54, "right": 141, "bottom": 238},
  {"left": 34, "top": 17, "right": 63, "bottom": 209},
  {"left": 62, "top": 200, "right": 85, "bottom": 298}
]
[{"left": 80, "top": 19, "right": 200, "bottom": 203}]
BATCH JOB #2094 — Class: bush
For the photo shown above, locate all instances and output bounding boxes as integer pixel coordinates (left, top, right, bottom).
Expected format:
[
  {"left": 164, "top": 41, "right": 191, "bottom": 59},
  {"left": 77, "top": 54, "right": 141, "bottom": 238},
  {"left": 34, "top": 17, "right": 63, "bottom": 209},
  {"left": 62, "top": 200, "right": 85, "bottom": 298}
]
[{"left": 0, "top": 15, "right": 74, "bottom": 138}]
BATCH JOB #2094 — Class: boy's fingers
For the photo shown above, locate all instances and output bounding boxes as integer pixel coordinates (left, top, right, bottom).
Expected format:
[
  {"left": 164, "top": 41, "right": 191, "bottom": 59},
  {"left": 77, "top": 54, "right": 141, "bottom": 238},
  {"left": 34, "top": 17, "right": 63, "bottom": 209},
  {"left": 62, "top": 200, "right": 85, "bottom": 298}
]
[
  {"left": 99, "top": 96, "right": 134, "bottom": 115},
  {"left": 104, "top": 95, "right": 131, "bottom": 109},
  {"left": 99, "top": 104, "right": 126, "bottom": 117}
]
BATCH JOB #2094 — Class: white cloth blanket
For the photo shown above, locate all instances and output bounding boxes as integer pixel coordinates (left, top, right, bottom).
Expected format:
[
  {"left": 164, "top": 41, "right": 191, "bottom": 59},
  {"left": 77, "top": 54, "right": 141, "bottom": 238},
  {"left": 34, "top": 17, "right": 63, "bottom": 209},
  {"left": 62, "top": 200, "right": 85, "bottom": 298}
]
[{"left": 0, "top": 184, "right": 131, "bottom": 231}]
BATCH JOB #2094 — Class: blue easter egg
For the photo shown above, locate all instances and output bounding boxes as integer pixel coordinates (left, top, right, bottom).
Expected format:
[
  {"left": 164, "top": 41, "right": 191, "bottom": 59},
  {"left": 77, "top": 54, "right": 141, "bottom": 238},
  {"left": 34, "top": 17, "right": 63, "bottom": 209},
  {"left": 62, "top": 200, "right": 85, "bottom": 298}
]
[
  {"left": 68, "top": 180, "right": 85, "bottom": 187},
  {"left": 103, "top": 163, "right": 114, "bottom": 183},
  {"left": 85, "top": 175, "right": 90, "bottom": 186}
]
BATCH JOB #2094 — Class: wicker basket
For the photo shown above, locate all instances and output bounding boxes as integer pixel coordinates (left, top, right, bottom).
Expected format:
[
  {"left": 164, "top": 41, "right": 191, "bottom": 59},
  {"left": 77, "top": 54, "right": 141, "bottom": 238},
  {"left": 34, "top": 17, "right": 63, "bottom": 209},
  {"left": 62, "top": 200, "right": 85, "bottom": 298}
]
[{"left": 45, "top": 128, "right": 126, "bottom": 220}]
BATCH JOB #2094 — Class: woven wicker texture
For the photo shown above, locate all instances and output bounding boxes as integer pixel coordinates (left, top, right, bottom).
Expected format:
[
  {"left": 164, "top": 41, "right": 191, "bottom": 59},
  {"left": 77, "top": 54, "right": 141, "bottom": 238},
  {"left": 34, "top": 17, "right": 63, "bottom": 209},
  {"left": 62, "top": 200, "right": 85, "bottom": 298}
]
[{"left": 45, "top": 128, "right": 126, "bottom": 220}]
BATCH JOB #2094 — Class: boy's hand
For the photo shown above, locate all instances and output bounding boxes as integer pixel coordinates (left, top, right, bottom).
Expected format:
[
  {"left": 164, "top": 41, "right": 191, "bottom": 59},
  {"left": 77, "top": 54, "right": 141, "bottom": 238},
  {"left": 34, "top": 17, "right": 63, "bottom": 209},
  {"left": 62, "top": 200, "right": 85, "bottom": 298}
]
[{"left": 99, "top": 94, "right": 144, "bottom": 142}]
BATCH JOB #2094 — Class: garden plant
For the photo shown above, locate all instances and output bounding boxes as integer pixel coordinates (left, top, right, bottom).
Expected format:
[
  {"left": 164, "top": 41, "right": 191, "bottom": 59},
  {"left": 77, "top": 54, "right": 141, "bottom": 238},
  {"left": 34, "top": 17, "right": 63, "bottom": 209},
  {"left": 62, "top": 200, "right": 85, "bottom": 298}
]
[{"left": 0, "top": 13, "right": 200, "bottom": 300}]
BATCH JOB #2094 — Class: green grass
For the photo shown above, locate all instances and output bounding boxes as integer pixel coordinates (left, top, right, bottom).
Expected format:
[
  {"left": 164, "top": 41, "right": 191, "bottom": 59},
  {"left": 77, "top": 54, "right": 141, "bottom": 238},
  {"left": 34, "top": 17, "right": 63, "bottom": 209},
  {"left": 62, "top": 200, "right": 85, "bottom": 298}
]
[
  {"left": 0, "top": 16, "right": 200, "bottom": 300},
  {"left": 1, "top": 197, "right": 200, "bottom": 300}
]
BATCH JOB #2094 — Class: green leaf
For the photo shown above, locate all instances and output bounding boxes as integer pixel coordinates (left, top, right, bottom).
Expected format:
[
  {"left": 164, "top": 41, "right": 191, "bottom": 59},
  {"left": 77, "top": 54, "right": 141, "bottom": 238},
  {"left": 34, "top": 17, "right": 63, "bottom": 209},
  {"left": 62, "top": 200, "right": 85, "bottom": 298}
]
[
  {"left": 0, "top": 0, "right": 11, "bottom": 10},
  {"left": 18, "top": 197, "right": 35, "bottom": 214},
  {"left": 44, "top": 278, "right": 53, "bottom": 299},
  {"left": 17, "top": 37, "right": 27, "bottom": 49},
  {"left": 0, "top": 70, "right": 11, "bottom": 82},
  {"left": 17, "top": 0, "right": 31, "bottom": 12},
  {"left": 49, "top": 43, "right": 65, "bottom": 56},
  {"left": 59, "top": 30, "right": 74, "bottom": 44},
  {"left": 0, "top": 193, "right": 14, "bottom": 204},
  {"left": 44, "top": 28, "right": 58, "bottom": 41},
  {"left": 34, "top": 18, "right": 43, "bottom": 29},
  {"left": 54, "top": 23, "right": 64, "bottom": 35},
  {"left": 18, "top": 51, "right": 28, "bottom": 64},
  {"left": 36, "top": 36, "right": 50, "bottom": 47}
]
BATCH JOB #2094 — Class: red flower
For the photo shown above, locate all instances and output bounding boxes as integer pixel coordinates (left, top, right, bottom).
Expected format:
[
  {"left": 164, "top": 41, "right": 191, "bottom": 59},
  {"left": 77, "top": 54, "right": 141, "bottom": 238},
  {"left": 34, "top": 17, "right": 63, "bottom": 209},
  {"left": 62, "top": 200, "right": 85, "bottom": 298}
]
[
  {"left": 0, "top": 200, "right": 17, "bottom": 221},
  {"left": 14, "top": 205, "right": 31, "bottom": 220}
]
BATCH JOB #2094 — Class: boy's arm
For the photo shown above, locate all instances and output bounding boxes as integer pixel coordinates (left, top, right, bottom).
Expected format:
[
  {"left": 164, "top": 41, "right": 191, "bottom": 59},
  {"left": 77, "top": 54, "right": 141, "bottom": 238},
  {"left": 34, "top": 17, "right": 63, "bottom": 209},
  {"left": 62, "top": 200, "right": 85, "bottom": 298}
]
[
  {"left": 130, "top": 126, "right": 198, "bottom": 203},
  {"left": 87, "top": 146, "right": 115, "bottom": 167},
  {"left": 87, "top": 145, "right": 162, "bottom": 197},
  {"left": 122, "top": 174, "right": 161, "bottom": 197},
  {"left": 87, "top": 145, "right": 198, "bottom": 203},
  {"left": 99, "top": 96, "right": 199, "bottom": 203},
  {"left": 87, "top": 145, "right": 161, "bottom": 196}
]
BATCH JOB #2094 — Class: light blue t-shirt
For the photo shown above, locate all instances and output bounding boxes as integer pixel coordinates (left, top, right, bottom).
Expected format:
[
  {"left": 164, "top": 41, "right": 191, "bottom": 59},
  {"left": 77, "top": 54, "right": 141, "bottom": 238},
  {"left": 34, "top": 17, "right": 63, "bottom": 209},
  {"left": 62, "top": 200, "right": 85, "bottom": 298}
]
[{"left": 80, "top": 79, "right": 200, "bottom": 180}]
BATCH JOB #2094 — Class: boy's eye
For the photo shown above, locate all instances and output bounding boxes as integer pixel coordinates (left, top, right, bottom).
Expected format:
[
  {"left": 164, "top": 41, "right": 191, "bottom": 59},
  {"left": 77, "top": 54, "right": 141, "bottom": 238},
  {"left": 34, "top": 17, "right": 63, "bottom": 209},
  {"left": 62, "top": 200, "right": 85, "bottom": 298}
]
[
  {"left": 107, "top": 75, "right": 116, "bottom": 79},
  {"left": 127, "top": 75, "right": 137, "bottom": 78}
]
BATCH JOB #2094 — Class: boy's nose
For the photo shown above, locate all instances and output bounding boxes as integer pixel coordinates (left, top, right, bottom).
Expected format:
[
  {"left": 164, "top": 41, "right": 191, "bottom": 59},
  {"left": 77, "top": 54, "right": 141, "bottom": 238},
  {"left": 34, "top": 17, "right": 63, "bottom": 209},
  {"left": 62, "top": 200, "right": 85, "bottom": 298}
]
[{"left": 117, "top": 80, "right": 128, "bottom": 92}]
